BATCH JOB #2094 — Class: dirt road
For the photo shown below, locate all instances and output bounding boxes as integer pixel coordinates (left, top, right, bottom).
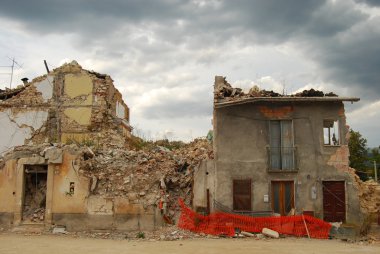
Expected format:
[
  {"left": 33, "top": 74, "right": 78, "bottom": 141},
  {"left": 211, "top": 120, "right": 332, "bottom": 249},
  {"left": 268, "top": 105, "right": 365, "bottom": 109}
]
[{"left": 0, "top": 234, "right": 379, "bottom": 254}]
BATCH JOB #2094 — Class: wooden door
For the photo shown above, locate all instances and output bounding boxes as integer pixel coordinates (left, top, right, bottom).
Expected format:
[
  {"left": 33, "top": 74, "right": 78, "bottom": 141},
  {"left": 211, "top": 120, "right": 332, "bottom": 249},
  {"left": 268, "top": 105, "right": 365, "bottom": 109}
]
[
  {"left": 233, "top": 179, "right": 251, "bottom": 211},
  {"left": 271, "top": 181, "right": 294, "bottom": 215},
  {"left": 323, "top": 181, "right": 346, "bottom": 222}
]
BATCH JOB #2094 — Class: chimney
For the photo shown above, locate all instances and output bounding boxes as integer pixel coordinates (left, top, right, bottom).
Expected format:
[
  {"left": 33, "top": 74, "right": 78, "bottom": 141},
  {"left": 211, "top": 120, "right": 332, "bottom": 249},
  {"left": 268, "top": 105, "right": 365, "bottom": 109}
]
[{"left": 21, "top": 78, "right": 29, "bottom": 85}]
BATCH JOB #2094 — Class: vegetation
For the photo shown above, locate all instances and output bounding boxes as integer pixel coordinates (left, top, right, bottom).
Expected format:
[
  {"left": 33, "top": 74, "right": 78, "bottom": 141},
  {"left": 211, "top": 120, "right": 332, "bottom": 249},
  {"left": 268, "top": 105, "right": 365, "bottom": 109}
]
[
  {"left": 348, "top": 129, "right": 380, "bottom": 181},
  {"left": 348, "top": 129, "right": 368, "bottom": 170},
  {"left": 136, "top": 231, "right": 145, "bottom": 239}
]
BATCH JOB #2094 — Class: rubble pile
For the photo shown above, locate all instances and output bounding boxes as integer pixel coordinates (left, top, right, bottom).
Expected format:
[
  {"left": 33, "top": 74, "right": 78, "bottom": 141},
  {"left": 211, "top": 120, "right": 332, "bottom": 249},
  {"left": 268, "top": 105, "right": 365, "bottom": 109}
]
[
  {"left": 214, "top": 76, "right": 338, "bottom": 101},
  {"left": 353, "top": 174, "right": 380, "bottom": 214},
  {"left": 79, "top": 137, "right": 213, "bottom": 221},
  {"left": 22, "top": 174, "right": 47, "bottom": 223}
]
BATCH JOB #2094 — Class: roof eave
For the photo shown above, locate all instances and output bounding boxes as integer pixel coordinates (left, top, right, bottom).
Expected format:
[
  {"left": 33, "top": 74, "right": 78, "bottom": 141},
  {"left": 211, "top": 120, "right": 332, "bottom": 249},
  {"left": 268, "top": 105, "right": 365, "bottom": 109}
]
[{"left": 214, "top": 97, "right": 360, "bottom": 108}]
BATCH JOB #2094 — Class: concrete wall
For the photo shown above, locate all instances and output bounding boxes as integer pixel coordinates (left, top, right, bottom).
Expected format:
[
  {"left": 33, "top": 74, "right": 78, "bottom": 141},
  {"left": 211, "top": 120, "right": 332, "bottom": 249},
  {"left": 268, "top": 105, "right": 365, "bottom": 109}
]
[
  {"left": 193, "top": 160, "right": 215, "bottom": 212},
  {"left": 211, "top": 101, "right": 363, "bottom": 226}
]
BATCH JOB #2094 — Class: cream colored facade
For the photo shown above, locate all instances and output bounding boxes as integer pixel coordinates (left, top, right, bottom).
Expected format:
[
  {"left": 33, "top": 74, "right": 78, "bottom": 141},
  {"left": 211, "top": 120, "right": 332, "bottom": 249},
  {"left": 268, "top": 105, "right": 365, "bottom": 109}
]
[{"left": 0, "top": 61, "right": 152, "bottom": 231}]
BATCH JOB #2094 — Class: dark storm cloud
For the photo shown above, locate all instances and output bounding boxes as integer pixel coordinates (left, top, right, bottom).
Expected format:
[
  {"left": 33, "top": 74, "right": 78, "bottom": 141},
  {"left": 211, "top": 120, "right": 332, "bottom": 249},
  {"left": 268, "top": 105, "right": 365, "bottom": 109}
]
[
  {"left": 1, "top": 0, "right": 379, "bottom": 115},
  {"left": 355, "top": 0, "right": 380, "bottom": 6}
]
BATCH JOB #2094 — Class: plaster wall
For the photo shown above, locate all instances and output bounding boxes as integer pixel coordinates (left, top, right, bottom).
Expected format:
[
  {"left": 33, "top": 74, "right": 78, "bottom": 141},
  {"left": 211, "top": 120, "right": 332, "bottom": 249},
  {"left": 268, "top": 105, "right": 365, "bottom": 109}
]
[
  {"left": 35, "top": 76, "right": 54, "bottom": 102},
  {"left": 116, "top": 101, "right": 126, "bottom": 119},
  {"left": 0, "top": 109, "right": 48, "bottom": 155},
  {"left": 212, "top": 101, "right": 363, "bottom": 225},
  {"left": 51, "top": 151, "right": 89, "bottom": 213},
  {"left": 63, "top": 108, "right": 92, "bottom": 126},
  {"left": 0, "top": 160, "right": 17, "bottom": 212},
  {"left": 64, "top": 74, "right": 93, "bottom": 105}
]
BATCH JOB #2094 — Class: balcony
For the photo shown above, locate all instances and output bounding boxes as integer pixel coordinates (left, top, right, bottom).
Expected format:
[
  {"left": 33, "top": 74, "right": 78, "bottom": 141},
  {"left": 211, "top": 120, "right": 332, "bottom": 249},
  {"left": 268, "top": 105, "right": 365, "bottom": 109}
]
[{"left": 267, "top": 146, "right": 298, "bottom": 172}]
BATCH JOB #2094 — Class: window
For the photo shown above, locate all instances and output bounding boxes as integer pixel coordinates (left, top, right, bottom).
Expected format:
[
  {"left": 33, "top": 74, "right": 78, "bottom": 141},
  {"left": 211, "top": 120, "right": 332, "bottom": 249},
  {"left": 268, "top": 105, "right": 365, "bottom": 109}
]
[
  {"left": 269, "top": 120, "right": 295, "bottom": 170},
  {"left": 323, "top": 120, "right": 340, "bottom": 145},
  {"left": 233, "top": 179, "right": 251, "bottom": 211}
]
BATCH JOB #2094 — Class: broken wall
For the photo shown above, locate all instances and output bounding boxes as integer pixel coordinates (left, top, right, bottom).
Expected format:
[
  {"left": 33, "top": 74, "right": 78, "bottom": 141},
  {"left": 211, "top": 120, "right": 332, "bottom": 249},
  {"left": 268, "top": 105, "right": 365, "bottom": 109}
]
[{"left": 0, "top": 61, "right": 131, "bottom": 151}]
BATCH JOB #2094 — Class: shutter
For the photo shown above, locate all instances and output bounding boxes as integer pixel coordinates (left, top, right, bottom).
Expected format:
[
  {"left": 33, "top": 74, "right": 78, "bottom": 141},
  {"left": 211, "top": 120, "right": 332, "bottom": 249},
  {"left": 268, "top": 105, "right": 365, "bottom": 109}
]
[
  {"left": 233, "top": 179, "right": 252, "bottom": 211},
  {"left": 281, "top": 121, "right": 294, "bottom": 170},
  {"left": 270, "top": 121, "right": 281, "bottom": 169}
]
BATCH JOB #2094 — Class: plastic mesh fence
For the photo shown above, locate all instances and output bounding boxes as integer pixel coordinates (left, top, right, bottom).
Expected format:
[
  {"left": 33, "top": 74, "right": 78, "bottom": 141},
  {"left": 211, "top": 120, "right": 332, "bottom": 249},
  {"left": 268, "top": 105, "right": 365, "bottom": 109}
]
[{"left": 178, "top": 199, "right": 331, "bottom": 239}]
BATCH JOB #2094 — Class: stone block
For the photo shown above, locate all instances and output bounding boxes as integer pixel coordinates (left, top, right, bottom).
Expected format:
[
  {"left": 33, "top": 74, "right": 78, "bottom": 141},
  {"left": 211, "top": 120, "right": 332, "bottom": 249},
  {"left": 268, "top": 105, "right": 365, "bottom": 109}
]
[{"left": 262, "top": 228, "right": 279, "bottom": 238}]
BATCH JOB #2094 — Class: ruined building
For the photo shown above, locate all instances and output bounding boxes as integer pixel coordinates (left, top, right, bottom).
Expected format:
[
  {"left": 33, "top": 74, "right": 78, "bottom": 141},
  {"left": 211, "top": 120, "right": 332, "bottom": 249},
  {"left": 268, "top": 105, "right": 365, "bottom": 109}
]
[
  {"left": 0, "top": 61, "right": 135, "bottom": 230},
  {"left": 194, "top": 76, "right": 372, "bottom": 230},
  {"left": 0, "top": 61, "right": 212, "bottom": 232}
]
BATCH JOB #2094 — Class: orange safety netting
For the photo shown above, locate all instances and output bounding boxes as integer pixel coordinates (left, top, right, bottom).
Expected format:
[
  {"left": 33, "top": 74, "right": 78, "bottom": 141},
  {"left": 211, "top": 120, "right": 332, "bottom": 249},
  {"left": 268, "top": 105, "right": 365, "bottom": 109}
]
[{"left": 177, "top": 199, "right": 332, "bottom": 239}]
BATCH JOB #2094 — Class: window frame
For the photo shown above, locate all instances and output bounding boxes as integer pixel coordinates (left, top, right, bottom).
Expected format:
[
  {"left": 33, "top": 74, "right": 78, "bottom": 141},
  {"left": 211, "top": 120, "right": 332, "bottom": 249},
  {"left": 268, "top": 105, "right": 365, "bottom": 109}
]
[
  {"left": 268, "top": 120, "right": 296, "bottom": 171},
  {"left": 323, "top": 119, "right": 341, "bottom": 146}
]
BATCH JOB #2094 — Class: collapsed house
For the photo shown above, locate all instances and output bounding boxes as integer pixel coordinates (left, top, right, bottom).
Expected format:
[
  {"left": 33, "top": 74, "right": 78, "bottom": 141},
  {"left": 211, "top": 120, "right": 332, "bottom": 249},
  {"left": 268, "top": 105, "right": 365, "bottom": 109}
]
[
  {"left": 0, "top": 61, "right": 212, "bottom": 232},
  {"left": 194, "top": 76, "right": 379, "bottom": 233},
  {"left": 0, "top": 61, "right": 134, "bottom": 229}
]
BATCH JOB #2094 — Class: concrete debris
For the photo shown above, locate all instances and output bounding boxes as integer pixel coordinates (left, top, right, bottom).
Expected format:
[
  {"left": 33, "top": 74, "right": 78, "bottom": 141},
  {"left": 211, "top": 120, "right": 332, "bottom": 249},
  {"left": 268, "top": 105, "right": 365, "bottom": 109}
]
[
  {"left": 241, "top": 231, "right": 255, "bottom": 237},
  {"left": 214, "top": 76, "right": 338, "bottom": 101},
  {"left": 52, "top": 226, "right": 67, "bottom": 234},
  {"left": 262, "top": 228, "right": 280, "bottom": 238},
  {"left": 79, "top": 137, "right": 213, "bottom": 222}
]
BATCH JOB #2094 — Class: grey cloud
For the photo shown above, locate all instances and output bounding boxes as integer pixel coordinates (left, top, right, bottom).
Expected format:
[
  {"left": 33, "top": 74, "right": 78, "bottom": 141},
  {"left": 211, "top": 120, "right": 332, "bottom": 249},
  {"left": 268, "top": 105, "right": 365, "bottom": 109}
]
[
  {"left": 355, "top": 0, "right": 380, "bottom": 7},
  {"left": 140, "top": 98, "right": 212, "bottom": 119},
  {"left": 1, "top": 0, "right": 379, "bottom": 101}
]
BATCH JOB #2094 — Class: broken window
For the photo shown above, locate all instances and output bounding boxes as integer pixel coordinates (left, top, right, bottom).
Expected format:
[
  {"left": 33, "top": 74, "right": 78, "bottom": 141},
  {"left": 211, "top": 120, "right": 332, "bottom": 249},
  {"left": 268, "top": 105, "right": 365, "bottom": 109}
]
[
  {"left": 269, "top": 120, "right": 295, "bottom": 170},
  {"left": 323, "top": 120, "right": 340, "bottom": 145},
  {"left": 233, "top": 179, "right": 251, "bottom": 211}
]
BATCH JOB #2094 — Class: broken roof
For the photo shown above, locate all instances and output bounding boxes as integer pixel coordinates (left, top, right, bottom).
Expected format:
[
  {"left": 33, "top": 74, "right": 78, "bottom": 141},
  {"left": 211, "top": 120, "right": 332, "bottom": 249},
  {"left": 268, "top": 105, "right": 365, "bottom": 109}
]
[{"left": 214, "top": 76, "right": 360, "bottom": 108}]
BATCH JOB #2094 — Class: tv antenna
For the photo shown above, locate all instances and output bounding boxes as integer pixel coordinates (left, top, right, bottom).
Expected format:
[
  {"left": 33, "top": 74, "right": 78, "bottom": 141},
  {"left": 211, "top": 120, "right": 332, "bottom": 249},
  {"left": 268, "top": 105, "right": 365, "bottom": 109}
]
[{"left": 0, "top": 57, "right": 23, "bottom": 89}]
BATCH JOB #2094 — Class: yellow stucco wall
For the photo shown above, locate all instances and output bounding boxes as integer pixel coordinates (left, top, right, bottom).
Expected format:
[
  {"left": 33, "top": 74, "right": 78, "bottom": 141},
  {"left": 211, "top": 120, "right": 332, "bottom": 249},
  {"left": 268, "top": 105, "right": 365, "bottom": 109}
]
[
  {"left": 63, "top": 108, "right": 92, "bottom": 126},
  {"left": 0, "top": 160, "right": 17, "bottom": 212},
  {"left": 64, "top": 74, "right": 93, "bottom": 105},
  {"left": 51, "top": 152, "right": 89, "bottom": 213}
]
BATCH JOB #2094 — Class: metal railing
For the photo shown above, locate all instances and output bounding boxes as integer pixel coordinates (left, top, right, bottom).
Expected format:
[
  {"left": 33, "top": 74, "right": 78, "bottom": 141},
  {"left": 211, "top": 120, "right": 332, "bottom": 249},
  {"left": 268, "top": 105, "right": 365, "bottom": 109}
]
[
  {"left": 213, "top": 199, "right": 274, "bottom": 217},
  {"left": 267, "top": 146, "right": 297, "bottom": 171}
]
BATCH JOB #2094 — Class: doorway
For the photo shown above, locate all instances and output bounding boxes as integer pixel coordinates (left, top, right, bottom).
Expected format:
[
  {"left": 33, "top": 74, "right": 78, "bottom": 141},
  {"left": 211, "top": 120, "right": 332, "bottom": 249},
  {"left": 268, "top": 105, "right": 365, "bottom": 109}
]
[
  {"left": 322, "top": 181, "right": 346, "bottom": 222},
  {"left": 22, "top": 165, "right": 48, "bottom": 223},
  {"left": 271, "top": 181, "right": 294, "bottom": 215}
]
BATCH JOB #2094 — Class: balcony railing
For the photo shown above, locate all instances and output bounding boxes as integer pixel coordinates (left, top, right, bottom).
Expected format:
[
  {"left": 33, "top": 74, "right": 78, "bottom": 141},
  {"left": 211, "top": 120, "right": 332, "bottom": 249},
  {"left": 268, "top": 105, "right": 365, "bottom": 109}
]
[{"left": 267, "top": 146, "right": 297, "bottom": 172}]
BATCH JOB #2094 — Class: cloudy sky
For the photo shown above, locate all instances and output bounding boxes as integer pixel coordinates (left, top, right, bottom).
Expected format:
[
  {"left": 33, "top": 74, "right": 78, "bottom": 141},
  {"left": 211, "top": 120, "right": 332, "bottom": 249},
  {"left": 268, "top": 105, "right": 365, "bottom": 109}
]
[{"left": 0, "top": 0, "right": 379, "bottom": 146}]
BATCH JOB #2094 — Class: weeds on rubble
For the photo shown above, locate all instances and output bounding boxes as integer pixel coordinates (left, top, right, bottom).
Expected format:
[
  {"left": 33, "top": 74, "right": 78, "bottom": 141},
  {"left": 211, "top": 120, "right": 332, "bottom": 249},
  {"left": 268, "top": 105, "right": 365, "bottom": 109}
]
[
  {"left": 136, "top": 231, "right": 145, "bottom": 239},
  {"left": 66, "top": 138, "right": 95, "bottom": 147},
  {"left": 128, "top": 136, "right": 186, "bottom": 151},
  {"left": 128, "top": 135, "right": 153, "bottom": 150}
]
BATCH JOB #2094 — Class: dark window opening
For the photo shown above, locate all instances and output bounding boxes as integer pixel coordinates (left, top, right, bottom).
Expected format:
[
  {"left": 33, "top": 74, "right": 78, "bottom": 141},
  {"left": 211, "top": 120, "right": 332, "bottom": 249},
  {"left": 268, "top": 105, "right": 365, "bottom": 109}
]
[
  {"left": 323, "top": 120, "right": 340, "bottom": 145},
  {"left": 23, "top": 165, "right": 48, "bottom": 223},
  {"left": 233, "top": 179, "right": 252, "bottom": 211}
]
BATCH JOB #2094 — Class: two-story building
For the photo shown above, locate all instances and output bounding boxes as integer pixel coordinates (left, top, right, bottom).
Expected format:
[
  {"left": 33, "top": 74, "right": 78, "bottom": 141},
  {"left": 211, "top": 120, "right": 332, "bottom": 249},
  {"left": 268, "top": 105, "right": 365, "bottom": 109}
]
[{"left": 194, "top": 76, "right": 364, "bottom": 228}]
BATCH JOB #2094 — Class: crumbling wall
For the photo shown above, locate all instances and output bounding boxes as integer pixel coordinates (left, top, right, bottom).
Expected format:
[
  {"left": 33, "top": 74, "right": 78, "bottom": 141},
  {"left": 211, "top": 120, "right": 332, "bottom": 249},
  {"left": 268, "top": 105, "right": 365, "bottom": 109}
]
[{"left": 0, "top": 108, "right": 49, "bottom": 155}]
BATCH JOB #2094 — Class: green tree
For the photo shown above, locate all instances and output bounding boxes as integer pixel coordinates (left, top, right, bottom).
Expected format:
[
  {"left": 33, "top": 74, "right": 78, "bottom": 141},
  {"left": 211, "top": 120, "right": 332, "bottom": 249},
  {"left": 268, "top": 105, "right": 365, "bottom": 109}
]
[{"left": 348, "top": 129, "right": 368, "bottom": 170}]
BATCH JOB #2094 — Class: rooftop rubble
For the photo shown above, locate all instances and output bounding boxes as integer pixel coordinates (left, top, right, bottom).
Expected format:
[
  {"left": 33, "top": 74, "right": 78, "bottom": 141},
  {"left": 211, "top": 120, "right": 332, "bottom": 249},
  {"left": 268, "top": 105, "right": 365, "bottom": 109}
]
[
  {"left": 0, "top": 85, "right": 28, "bottom": 100},
  {"left": 214, "top": 76, "right": 338, "bottom": 102}
]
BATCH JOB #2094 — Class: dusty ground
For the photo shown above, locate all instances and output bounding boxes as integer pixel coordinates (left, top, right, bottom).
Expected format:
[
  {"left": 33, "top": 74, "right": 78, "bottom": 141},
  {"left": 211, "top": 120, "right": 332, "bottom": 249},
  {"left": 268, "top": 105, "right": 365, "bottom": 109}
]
[{"left": 0, "top": 234, "right": 379, "bottom": 254}]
